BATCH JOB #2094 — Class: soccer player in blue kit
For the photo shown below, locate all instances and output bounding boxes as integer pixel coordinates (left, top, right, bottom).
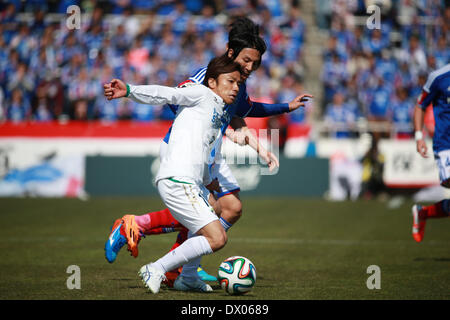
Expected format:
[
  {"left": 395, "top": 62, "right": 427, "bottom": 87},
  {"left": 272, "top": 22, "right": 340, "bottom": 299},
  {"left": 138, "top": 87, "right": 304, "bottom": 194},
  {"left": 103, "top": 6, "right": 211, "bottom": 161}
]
[
  {"left": 412, "top": 63, "right": 450, "bottom": 242},
  {"left": 104, "top": 17, "right": 312, "bottom": 290}
]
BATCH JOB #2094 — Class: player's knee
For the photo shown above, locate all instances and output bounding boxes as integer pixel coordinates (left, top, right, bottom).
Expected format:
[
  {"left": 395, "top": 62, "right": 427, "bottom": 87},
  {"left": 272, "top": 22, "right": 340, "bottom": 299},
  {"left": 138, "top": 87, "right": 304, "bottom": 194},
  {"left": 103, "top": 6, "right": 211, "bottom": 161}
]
[
  {"left": 222, "top": 198, "right": 242, "bottom": 220},
  {"left": 210, "top": 229, "right": 228, "bottom": 252}
]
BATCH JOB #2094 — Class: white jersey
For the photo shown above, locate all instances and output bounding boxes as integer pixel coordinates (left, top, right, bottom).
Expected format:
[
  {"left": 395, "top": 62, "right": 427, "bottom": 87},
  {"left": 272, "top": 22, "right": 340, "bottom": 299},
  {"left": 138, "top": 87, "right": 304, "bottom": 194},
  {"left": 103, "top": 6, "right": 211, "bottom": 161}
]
[{"left": 128, "top": 84, "right": 226, "bottom": 184}]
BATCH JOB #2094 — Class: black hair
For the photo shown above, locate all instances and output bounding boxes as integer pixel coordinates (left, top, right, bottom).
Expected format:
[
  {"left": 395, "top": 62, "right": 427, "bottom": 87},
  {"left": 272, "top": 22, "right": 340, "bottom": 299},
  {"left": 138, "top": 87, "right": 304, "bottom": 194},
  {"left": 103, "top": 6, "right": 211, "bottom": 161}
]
[
  {"left": 228, "top": 17, "right": 261, "bottom": 41},
  {"left": 202, "top": 55, "right": 242, "bottom": 87},
  {"left": 226, "top": 17, "right": 266, "bottom": 69}
]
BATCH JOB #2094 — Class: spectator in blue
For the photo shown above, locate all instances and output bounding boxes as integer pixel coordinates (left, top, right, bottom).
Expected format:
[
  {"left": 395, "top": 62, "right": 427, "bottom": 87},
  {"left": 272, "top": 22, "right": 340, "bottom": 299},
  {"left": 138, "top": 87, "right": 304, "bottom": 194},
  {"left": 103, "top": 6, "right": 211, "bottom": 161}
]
[
  {"left": 321, "top": 52, "right": 349, "bottom": 106},
  {"left": 377, "top": 49, "right": 397, "bottom": 86},
  {"left": 361, "top": 29, "right": 389, "bottom": 56},
  {"left": 7, "top": 89, "right": 30, "bottom": 122},
  {"left": 168, "top": 1, "right": 192, "bottom": 36},
  {"left": 323, "top": 35, "right": 347, "bottom": 63},
  {"left": 367, "top": 77, "right": 392, "bottom": 121},
  {"left": 1, "top": 3, "right": 19, "bottom": 43},
  {"left": 157, "top": 31, "right": 181, "bottom": 63},
  {"left": 195, "top": 4, "right": 220, "bottom": 35},
  {"left": 394, "top": 60, "right": 415, "bottom": 91},
  {"left": 7, "top": 62, "right": 34, "bottom": 104},
  {"left": 278, "top": 76, "right": 304, "bottom": 123},
  {"left": 434, "top": 35, "right": 450, "bottom": 69},
  {"left": 67, "top": 68, "right": 98, "bottom": 120},
  {"left": 324, "top": 91, "right": 357, "bottom": 138},
  {"left": 283, "top": 6, "right": 306, "bottom": 48},
  {"left": 389, "top": 86, "right": 414, "bottom": 138},
  {"left": 130, "top": 101, "right": 155, "bottom": 122}
]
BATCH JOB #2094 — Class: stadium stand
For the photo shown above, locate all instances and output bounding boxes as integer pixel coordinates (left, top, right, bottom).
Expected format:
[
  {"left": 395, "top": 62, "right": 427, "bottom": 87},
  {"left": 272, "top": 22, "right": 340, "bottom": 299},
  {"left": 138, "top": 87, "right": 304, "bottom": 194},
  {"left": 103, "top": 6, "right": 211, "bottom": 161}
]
[{"left": 0, "top": 0, "right": 448, "bottom": 140}]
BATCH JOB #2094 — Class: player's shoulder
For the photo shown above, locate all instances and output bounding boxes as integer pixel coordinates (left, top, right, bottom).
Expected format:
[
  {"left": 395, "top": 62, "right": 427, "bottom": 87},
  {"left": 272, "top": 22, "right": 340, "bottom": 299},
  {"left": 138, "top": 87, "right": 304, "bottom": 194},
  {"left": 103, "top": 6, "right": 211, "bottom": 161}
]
[
  {"left": 189, "top": 67, "right": 208, "bottom": 83},
  {"left": 175, "top": 82, "right": 209, "bottom": 102},
  {"left": 424, "top": 64, "right": 450, "bottom": 91}
]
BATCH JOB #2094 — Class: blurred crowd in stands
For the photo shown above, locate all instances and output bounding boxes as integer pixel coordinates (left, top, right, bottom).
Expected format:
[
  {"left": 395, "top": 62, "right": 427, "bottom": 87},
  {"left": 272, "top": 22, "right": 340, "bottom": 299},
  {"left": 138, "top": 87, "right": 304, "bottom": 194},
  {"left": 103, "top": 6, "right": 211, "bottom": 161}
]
[
  {"left": 318, "top": 0, "right": 449, "bottom": 139},
  {"left": 0, "top": 0, "right": 449, "bottom": 140}
]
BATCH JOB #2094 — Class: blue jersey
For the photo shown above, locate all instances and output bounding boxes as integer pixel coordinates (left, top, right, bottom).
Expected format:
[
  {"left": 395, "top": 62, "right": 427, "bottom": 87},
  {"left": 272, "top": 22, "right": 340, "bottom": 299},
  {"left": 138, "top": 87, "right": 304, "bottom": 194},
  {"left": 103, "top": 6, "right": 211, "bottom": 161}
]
[
  {"left": 418, "top": 64, "right": 450, "bottom": 153},
  {"left": 163, "top": 67, "right": 290, "bottom": 143}
]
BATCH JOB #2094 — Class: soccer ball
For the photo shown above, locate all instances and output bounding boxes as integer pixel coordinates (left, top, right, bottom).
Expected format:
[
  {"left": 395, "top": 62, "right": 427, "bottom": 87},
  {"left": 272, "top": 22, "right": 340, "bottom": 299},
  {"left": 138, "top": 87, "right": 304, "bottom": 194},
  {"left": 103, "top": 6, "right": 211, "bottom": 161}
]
[{"left": 217, "top": 256, "right": 256, "bottom": 295}]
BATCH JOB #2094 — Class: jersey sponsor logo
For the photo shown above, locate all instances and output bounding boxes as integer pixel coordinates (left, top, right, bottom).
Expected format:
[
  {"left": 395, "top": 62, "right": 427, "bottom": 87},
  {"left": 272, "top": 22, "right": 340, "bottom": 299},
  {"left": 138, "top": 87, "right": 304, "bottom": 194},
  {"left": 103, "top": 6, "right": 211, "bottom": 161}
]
[
  {"left": 211, "top": 108, "right": 232, "bottom": 130},
  {"left": 211, "top": 109, "right": 222, "bottom": 129}
]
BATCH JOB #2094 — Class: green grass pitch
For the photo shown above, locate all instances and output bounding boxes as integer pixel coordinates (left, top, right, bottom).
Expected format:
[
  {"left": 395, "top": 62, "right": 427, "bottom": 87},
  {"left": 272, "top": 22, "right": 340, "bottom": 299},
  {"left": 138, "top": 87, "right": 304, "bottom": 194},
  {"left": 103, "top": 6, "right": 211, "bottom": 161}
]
[{"left": 0, "top": 197, "right": 449, "bottom": 300}]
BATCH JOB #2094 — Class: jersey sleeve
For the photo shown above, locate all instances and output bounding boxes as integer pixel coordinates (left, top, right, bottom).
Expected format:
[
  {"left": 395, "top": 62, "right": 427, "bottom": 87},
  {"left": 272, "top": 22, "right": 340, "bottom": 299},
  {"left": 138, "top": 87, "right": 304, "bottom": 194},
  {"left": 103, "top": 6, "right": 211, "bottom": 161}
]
[
  {"left": 243, "top": 100, "right": 290, "bottom": 117},
  {"left": 417, "top": 75, "right": 438, "bottom": 109},
  {"left": 128, "top": 84, "right": 204, "bottom": 107},
  {"left": 233, "top": 83, "right": 290, "bottom": 118}
]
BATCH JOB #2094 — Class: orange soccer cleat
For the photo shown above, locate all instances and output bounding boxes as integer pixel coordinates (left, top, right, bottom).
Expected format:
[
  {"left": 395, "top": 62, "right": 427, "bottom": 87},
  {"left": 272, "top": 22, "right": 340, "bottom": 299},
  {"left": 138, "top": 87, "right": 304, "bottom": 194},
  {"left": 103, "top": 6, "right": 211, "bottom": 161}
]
[
  {"left": 122, "top": 214, "right": 141, "bottom": 258},
  {"left": 412, "top": 205, "right": 427, "bottom": 242}
]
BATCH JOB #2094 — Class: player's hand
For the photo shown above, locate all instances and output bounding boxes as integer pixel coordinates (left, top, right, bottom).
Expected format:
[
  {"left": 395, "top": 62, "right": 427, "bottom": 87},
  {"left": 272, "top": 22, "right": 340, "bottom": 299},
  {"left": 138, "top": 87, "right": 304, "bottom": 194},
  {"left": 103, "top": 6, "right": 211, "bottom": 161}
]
[
  {"left": 288, "top": 94, "right": 314, "bottom": 112},
  {"left": 260, "top": 151, "right": 279, "bottom": 172},
  {"left": 104, "top": 79, "right": 127, "bottom": 100},
  {"left": 416, "top": 139, "right": 429, "bottom": 158}
]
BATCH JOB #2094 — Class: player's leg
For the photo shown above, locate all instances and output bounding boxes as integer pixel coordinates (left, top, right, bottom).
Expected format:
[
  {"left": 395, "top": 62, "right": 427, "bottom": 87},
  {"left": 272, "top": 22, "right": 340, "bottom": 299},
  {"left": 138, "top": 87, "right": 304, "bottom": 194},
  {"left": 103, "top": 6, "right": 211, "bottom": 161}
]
[
  {"left": 174, "top": 223, "right": 227, "bottom": 292},
  {"left": 139, "top": 179, "right": 225, "bottom": 293},
  {"left": 211, "top": 157, "right": 243, "bottom": 230},
  {"left": 104, "top": 208, "right": 182, "bottom": 263},
  {"left": 412, "top": 151, "right": 450, "bottom": 242},
  {"left": 134, "top": 208, "right": 182, "bottom": 234},
  {"left": 189, "top": 160, "right": 242, "bottom": 281},
  {"left": 412, "top": 198, "right": 450, "bottom": 242}
]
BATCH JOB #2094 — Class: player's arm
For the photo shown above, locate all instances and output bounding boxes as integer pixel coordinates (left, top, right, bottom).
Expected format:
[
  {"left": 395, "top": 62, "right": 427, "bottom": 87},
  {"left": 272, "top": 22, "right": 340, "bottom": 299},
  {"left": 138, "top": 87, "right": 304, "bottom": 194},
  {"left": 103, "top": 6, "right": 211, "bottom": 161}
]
[
  {"left": 104, "top": 78, "right": 202, "bottom": 106},
  {"left": 227, "top": 117, "right": 279, "bottom": 172},
  {"left": 414, "top": 76, "right": 437, "bottom": 158},
  {"left": 413, "top": 104, "right": 428, "bottom": 158},
  {"left": 243, "top": 94, "right": 313, "bottom": 117}
]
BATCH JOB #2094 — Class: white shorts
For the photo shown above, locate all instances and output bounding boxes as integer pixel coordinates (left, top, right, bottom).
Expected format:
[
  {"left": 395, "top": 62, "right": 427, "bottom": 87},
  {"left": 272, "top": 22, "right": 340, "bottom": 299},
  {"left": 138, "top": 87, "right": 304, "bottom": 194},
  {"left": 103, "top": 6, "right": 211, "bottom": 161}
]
[
  {"left": 160, "top": 141, "right": 240, "bottom": 198},
  {"left": 210, "top": 156, "right": 241, "bottom": 198},
  {"left": 435, "top": 149, "right": 450, "bottom": 187},
  {"left": 157, "top": 177, "right": 219, "bottom": 234}
]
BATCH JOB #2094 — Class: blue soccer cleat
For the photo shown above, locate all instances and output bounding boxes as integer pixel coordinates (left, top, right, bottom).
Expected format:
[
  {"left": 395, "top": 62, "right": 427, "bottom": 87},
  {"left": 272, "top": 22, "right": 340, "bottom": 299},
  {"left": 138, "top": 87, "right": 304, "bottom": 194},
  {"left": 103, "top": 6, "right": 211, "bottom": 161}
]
[
  {"left": 197, "top": 266, "right": 217, "bottom": 281},
  {"left": 104, "top": 218, "right": 127, "bottom": 263},
  {"left": 173, "top": 275, "right": 213, "bottom": 292}
]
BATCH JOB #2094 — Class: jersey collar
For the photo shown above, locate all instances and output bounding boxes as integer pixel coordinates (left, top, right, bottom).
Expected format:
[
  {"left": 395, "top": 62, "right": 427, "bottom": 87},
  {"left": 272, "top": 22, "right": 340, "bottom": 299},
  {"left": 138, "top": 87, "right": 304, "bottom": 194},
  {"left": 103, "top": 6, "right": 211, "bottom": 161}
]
[{"left": 210, "top": 90, "right": 225, "bottom": 106}]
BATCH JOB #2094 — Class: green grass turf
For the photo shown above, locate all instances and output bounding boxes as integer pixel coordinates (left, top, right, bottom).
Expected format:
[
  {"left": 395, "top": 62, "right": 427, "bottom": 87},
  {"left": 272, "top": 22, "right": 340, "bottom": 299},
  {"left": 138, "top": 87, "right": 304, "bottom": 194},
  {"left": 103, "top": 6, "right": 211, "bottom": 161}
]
[{"left": 0, "top": 197, "right": 449, "bottom": 300}]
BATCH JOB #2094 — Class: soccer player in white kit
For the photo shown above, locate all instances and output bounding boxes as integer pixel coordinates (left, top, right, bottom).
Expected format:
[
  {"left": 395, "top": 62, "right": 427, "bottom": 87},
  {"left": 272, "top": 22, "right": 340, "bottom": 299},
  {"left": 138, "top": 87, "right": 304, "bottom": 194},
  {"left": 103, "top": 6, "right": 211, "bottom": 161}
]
[{"left": 111, "top": 56, "right": 242, "bottom": 293}]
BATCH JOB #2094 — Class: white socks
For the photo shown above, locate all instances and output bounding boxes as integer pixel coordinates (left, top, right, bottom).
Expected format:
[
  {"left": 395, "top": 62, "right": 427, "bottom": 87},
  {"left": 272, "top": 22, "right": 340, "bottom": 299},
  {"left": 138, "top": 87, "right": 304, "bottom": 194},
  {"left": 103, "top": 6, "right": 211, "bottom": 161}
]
[
  {"left": 152, "top": 234, "right": 213, "bottom": 274},
  {"left": 179, "top": 232, "right": 204, "bottom": 280}
]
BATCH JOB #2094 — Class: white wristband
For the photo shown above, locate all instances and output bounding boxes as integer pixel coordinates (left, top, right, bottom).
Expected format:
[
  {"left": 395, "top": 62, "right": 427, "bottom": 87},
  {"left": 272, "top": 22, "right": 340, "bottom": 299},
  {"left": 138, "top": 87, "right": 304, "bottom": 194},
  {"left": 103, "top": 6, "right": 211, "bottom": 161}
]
[{"left": 415, "top": 131, "right": 423, "bottom": 141}]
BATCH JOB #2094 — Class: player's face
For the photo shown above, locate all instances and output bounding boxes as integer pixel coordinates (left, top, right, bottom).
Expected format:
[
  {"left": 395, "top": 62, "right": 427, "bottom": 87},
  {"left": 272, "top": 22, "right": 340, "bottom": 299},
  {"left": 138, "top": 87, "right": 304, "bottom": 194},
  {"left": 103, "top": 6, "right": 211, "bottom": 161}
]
[
  {"left": 230, "top": 48, "right": 261, "bottom": 81},
  {"left": 210, "top": 71, "right": 241, "bottom": 104}
]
